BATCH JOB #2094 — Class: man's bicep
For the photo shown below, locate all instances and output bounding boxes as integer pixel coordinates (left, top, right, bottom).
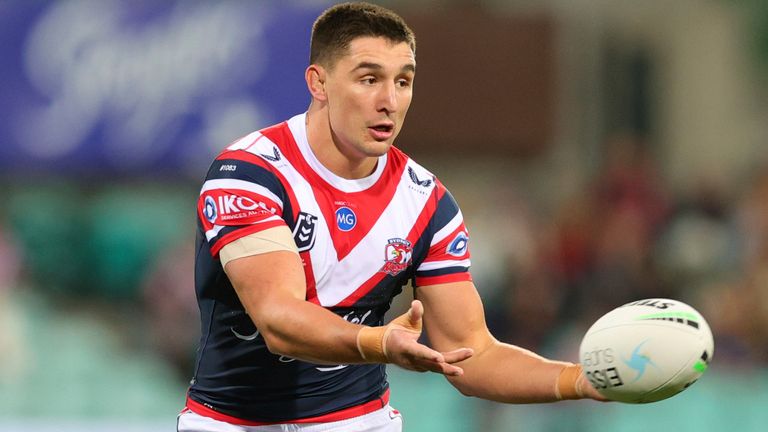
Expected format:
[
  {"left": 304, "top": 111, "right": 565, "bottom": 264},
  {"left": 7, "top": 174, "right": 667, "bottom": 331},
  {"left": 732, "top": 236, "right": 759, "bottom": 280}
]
[
  {"left": 223, "top": 246, "right": 307, "bottom": 322},
  {"left": 416, "top": 281, "right": 494, "bottom": 353}
]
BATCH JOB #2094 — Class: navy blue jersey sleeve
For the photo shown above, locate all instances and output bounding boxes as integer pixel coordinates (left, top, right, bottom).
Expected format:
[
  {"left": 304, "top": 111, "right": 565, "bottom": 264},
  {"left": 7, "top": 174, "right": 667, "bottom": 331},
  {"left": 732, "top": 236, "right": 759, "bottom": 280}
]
[
  {"left": 197, "top": 154, "right": 291, "bottom": 256},
  {"left": 414, "top": 187, "right": 472, "bottom": 287}
]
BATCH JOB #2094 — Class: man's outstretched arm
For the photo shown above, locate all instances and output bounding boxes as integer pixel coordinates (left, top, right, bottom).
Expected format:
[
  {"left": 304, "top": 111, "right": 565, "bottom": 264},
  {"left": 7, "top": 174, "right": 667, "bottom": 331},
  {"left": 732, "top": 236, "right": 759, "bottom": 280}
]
[{"left": 416, "top": 280, "right": 605, "bottom": 402}]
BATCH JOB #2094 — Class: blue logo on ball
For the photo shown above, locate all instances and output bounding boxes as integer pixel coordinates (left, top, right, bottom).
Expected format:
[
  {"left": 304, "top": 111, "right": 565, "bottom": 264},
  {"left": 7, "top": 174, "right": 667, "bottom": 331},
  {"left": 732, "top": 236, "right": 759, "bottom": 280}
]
[
  {"left": 335, "top": 207, "right": 357, "bottom": 231},
  {"left": 623, "top": 340, "right": 658, "bottom": 382}
]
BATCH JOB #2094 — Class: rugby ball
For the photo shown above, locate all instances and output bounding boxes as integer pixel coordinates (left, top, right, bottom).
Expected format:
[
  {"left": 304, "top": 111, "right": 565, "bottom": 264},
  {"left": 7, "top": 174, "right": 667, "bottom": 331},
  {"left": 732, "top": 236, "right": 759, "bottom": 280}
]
[{"left": 579, "top": 298, "right": 714, "bottom": 403}]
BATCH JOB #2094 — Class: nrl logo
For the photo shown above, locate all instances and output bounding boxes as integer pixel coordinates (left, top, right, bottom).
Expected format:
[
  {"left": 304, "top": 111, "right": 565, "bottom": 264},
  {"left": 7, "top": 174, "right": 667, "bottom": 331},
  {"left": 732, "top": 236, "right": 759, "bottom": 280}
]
[
  {"left": 292, "top": 212, "right": 318, "bottom": 252},
  {"left": 380, "top": 238, "right": 413, "bottom": 276}
]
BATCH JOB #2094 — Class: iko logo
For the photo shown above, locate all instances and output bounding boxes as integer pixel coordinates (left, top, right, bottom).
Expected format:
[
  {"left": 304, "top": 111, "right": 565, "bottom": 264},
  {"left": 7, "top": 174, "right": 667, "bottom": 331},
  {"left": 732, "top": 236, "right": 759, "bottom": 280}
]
[
  {"left": 622, "top": 340, "right": 658, "bottom": 382},
  {"left": 447, "top": 231, "right": 469, "bottom": 257},
  {"left": 408, "top": 166, "right": 433, "bottom": 187},
  {"left": 260, "top": 147, "right": 281, "bottom": 162},
  {"left": 335, "top": 206, "right": 357, "bottom": 231},
  {"left": 202, "top": 191, "right": 278, "bottom": 226},
  {"left": 216, "top": 195, "right": 275, "bottom": 221},
  {"left": 292, "top": 212, "right": 318, "bottom": 252},
  {"left": 203, "top": 196, "right": 217, "bottom": 223}
]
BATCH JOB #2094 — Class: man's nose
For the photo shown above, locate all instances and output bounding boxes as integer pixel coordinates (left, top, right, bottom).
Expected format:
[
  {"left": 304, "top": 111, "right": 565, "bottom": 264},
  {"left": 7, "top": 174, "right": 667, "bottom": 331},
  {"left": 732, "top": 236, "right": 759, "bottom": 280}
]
[{"left": 377, "top": 82, "right": 398, "bottom": 114}]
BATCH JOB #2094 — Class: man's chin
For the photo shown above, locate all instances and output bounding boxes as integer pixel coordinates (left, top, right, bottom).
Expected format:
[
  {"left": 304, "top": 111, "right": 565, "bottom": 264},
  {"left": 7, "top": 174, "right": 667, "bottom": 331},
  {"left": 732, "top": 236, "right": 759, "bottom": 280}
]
[{"left": 360, "top": 139, "right": 394, "bottom": 157}]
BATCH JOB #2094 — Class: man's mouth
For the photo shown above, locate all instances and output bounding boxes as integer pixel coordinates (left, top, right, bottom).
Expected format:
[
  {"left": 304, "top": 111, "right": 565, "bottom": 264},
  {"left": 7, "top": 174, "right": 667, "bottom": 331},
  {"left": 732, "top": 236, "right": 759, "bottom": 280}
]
[{"left": 368, "top": 123, "right": 394, "bottom": 141}]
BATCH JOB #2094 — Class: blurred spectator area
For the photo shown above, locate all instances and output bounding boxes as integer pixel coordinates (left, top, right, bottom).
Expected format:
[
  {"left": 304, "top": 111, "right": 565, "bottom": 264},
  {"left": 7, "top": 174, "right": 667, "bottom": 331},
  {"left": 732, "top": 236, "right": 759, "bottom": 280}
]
[
  {"left": 4, "top": 181, "right": 196, "bottom": 301},
  {"left": 0, "top": 180, "right": 197, "bottom": 422}
]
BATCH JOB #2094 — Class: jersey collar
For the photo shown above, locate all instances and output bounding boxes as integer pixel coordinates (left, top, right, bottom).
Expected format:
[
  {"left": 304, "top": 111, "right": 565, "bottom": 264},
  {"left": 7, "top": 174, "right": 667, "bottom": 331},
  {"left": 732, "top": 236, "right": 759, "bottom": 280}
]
[{"left": 287, "top": 113, "right": 387, "bottom": 193}]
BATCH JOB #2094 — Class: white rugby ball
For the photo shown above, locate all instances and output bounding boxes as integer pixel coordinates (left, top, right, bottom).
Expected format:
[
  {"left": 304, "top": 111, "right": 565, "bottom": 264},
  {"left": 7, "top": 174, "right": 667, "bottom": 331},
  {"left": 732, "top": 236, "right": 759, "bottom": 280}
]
[{"left": 579, "top": 298, "right": 714, "bottom": 403}]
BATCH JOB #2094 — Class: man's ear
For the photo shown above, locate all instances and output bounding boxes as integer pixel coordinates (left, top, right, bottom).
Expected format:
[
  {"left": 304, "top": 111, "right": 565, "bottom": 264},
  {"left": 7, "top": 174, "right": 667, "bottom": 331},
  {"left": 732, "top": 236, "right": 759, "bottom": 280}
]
[{"left": 306, "top": 65, "right": 327, "bottom": 101}]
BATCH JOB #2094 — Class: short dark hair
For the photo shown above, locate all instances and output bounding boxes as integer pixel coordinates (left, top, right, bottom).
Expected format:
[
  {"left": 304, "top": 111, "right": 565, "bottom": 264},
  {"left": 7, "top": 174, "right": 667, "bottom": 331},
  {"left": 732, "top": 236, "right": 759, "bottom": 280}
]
[{"left": 310, "top": 2, "right": 416, "bottom": 69}]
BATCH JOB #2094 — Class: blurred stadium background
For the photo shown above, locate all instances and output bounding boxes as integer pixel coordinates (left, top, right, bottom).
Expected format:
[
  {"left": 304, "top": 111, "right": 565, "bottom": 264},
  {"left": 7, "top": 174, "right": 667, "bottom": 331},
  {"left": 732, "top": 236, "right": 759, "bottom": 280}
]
[{"left": 2, "top": 0, "right": 768, "bottom": 430}]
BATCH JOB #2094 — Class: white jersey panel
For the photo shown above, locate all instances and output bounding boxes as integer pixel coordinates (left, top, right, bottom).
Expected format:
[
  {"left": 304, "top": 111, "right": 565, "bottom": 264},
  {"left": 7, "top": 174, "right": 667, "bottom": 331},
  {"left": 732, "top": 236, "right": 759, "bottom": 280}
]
[
  {"left": 314, "top": 162, "right": 436, "bottom": 306},
  {"left": 241, "top": 129, "right": 339, "bottom": 290}
]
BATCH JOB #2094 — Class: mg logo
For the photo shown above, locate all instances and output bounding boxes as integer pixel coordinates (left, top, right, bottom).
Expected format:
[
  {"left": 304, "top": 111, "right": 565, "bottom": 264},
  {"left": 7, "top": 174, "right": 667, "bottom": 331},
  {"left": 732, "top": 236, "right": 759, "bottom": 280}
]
[{"left": 335, "top": 206, "right": 357, "bottom": 231}]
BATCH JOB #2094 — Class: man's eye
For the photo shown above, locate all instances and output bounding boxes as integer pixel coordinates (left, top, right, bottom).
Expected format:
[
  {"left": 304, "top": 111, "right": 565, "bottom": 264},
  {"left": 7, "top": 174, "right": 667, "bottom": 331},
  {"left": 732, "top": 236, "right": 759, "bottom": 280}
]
[
  {"left": 362, "top": 77, "right": 376, "bottom": 85},
  {"left": 397, "top": 79, "right": 411, "bottom": 88}
]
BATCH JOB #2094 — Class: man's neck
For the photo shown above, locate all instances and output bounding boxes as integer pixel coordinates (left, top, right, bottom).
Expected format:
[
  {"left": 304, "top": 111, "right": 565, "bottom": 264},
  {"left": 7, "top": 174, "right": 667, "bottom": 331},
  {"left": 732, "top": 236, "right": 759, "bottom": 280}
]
[{"left": 304, "top": 106, "right": 378, "bottom": 180}]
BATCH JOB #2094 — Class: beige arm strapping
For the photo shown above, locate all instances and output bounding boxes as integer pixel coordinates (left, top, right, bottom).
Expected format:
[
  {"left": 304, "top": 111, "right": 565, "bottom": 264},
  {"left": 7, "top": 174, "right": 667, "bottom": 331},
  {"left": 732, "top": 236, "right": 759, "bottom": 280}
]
[
  {"left": 220, "top": 226, "right": 299, "bottom": 268},
  {"left": 554, "top": 364, "right": 586, "bottom": 400},
  {"left": 356, "top": 304, "right": 422, "bottom": 363}
]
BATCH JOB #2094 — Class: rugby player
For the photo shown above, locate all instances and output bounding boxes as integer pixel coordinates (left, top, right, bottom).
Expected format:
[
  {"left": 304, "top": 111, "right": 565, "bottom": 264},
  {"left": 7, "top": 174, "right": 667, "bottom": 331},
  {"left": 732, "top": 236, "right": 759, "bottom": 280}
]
[{"left": 179, "top": 3, "right": 604, "bottom": 431}]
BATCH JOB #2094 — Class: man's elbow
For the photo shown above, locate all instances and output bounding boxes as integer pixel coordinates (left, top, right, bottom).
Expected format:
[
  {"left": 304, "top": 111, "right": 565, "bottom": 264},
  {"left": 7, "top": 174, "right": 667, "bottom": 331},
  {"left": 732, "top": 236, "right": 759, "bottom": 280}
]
[
  {"left": 259, "top": 328, "right": 295, "bottom": 357},
  {"left": 447, "top": 375, "right": 479, "bottom": 398}
]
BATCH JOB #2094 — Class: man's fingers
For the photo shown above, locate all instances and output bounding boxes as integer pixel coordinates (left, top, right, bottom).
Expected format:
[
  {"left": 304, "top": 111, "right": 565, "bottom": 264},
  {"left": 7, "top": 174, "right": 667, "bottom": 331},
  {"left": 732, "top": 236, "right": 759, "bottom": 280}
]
[
  {"left": 577, "top": 374, "right": 609, "bottom": 402},
  {"left": 384, "top": 318, "right": 473, "bottom": 378},
  {"left": 441, "top": 347, "right": 474, "bottom": 364},
  {"left": 419, "top": 358, "right": 465, "bottom": 376},
  {"left": 403, "top": 344, "right": 471, "bottom": 377},
  {"left": 420, "top": 348, "right": 472, "bottom": 376},
  {"left": 406, "top": 340, "right": 445, "bottom": 363},
  {"left": 407, "top": 300, "right": 423, "bottom": 326},
  {"left": 436, "top": 362, "right": 464, "bottom": 376}
]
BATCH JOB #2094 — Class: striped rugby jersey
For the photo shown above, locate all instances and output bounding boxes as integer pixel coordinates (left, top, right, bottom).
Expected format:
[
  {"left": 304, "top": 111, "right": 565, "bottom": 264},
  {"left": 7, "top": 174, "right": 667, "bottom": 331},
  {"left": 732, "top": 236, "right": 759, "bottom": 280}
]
[{"left": 188, "top": 113, "right": 472, "bottom": 422}]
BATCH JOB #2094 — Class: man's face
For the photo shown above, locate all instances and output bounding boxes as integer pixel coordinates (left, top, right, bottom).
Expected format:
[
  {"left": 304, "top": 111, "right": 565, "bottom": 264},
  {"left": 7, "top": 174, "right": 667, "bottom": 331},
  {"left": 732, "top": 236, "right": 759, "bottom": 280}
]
[{"left": 322, "top": 36, "right": 415, "bottom": 160}]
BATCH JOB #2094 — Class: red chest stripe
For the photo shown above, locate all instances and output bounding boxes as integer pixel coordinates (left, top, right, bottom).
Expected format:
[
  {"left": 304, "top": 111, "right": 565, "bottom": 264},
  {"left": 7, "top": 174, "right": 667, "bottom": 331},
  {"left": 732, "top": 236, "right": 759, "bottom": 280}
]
[
  {"left": 335, "top": 185, "right": 443, "bottom": 307},
  {"left": 261, "top": 124, "right": 407, "bottom": 262}
]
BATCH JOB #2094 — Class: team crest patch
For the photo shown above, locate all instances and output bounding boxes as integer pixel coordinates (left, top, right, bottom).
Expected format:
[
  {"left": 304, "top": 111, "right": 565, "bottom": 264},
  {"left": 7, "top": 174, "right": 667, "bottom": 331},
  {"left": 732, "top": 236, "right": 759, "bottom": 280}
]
[{"left": 380, "top": 238, "right": 413, "bottom": 276}]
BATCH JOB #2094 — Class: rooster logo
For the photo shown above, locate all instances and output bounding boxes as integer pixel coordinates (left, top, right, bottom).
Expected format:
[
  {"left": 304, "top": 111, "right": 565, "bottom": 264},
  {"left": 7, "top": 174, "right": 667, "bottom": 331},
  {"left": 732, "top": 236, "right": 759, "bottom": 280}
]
[{"left": 380, "top": 238, "right": 413, "bottom": 276}]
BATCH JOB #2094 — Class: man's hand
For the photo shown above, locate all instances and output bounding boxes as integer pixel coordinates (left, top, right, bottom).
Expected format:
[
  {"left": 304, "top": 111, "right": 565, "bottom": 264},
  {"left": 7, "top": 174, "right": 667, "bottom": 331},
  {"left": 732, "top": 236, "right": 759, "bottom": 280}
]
[
  {"left": 555, "top": 364, "right": 609, "bottom": 402},
  {"left": 577, "top": 373, "right": 609, "bottom": 401},
  {"left": 357, "top": 300, "right": 473, "bottom": 376}
]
